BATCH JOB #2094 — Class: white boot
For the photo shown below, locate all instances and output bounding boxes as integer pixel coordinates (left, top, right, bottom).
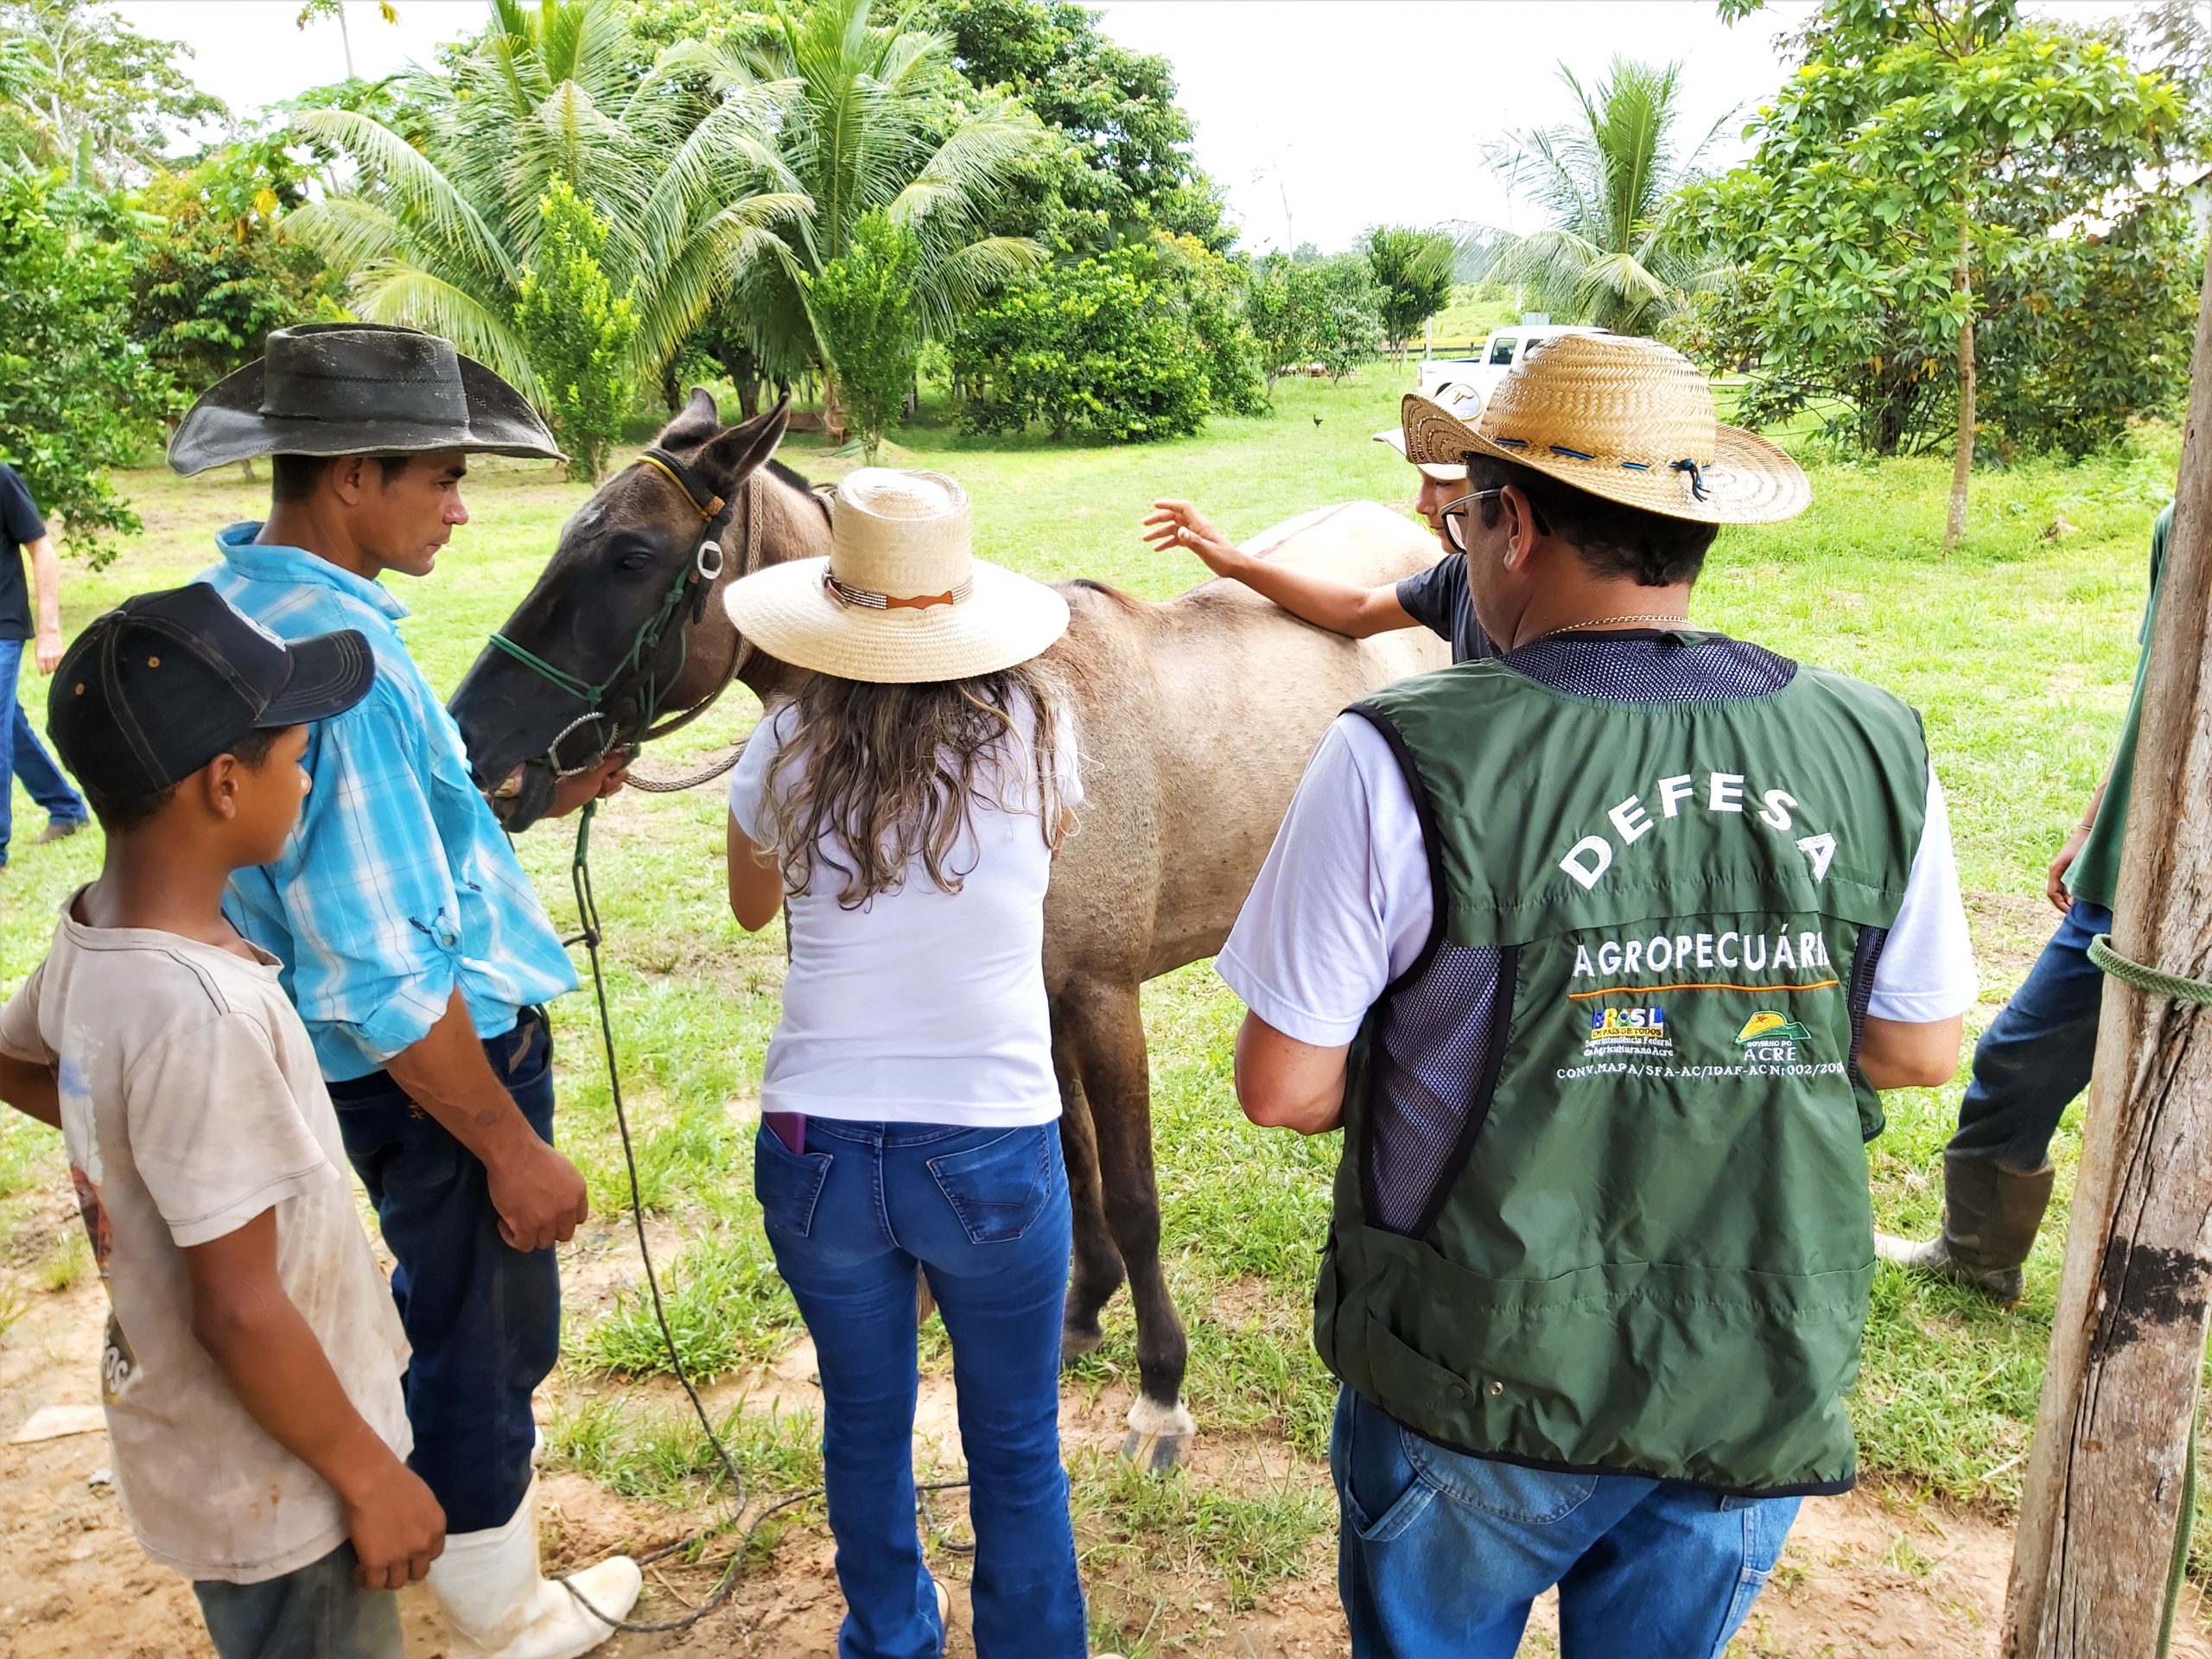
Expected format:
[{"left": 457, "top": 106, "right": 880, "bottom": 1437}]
[{"left": 429, "top": 1477, "right": 644, "bottom": 1659}]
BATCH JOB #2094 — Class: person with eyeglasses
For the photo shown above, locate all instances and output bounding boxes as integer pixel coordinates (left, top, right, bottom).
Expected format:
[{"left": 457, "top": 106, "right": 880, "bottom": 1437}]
[{"left": 1141, "top": 381, "right": 1496, "bottom": 664}]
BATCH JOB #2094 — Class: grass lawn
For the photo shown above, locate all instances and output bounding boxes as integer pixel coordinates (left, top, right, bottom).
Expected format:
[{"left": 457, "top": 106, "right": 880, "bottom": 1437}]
[{"left": 0, "top": 370, "right": 2187, "bottom": 1647}]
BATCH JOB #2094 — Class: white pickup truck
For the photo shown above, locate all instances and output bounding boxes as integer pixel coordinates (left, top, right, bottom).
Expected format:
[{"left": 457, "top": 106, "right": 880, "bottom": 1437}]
[{"left": 1417, "top": 323, "right": 1606, "bottom": 410}]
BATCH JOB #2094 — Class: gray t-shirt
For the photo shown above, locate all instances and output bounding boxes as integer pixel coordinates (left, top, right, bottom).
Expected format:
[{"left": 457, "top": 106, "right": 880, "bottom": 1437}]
[{"left": 0, "top": 899, "right": 410, "bottom": 1585}]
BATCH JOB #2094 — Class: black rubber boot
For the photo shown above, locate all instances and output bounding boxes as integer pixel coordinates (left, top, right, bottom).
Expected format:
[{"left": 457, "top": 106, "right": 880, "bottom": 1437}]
[{"left": 1874, "top": 1154, "right": 2056, "bottom": 1301}]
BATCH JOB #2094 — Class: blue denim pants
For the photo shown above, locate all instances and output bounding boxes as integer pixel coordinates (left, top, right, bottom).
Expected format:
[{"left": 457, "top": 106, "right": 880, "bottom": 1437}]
[
  {"left": 194, "top": 1541, "right": 399, "bottom": 1659},
  {"left": 1332, "top": 1387, "right": 1800, "bottom": 1659},
  {"left": 1947, "top": 899, "right": 2112, "bottom": 1173},
  {"left": 0, "top": 636, "right": 87, "bottom": 866},
  {"left": 326, "top": 1007, "right": 561, "bottom": 1534},
  {"left": 755, "top": 1118, "right": 1087, "bottom": 1659}
]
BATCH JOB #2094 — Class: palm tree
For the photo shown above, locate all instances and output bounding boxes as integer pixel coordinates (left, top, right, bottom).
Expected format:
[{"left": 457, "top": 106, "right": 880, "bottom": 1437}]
[
  {"left": 1479, "top": 58, "right": 1729, "bottom": 334},
  {"left": 284, "top": 0, "right": 805, "bottom": 404},
  {"left": 661, "top": 0, "right": 1045, "bottom": 424}
]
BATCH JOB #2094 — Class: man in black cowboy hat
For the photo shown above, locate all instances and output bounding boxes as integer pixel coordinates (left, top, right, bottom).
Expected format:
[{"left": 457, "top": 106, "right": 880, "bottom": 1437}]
[{"left": 170, "top": 324, "right": 639, "bottom": 1659}]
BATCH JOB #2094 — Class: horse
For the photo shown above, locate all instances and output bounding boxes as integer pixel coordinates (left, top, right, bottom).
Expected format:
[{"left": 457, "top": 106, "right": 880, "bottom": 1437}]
[{"left": 448, "top": 391, "right": 1450, "bottom": 1469}]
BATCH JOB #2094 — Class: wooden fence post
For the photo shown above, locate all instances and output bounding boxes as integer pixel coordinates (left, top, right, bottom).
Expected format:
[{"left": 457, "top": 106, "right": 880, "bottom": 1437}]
[{"left": 2003, "top": 245, "right": 2212, "bottom": 1655}]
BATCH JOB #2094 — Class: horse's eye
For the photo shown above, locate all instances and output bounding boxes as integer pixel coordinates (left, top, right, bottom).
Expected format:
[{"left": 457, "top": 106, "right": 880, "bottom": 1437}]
[{"left": 614, "top": 549, "right": 655, "bottom": 573}]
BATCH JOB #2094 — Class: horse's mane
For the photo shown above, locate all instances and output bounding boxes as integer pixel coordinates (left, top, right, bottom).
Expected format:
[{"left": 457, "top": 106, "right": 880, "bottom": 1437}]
[{"left": 766, "top": 457, "right": 830, "bottom": 519}]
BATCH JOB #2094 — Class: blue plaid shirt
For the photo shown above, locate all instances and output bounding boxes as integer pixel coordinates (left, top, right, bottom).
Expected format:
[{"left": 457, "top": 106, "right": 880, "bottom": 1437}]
[{"left": 203, "top": 526, "right": 578, "bottom": 1082}]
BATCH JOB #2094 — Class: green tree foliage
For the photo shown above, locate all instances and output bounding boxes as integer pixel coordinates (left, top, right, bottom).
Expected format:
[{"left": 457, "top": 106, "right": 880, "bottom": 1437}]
[
  {"left": 1697, "top": 0, "right": 2183, "bottom": 546},
  {"left": 1150, "top": 232, "right": 1266, "bottom": 416},
  {"left": 294, "top": 0, "right": 400, "bottom": 83},
  {"left": 1361, "top": 225, "right": 1458, "bottom": 357},
  {"left": 664, "top": 0, "right": 1046, "bottom": 406},
  {"left": 1479, "top": 57, "right": 1726, "bottom": 334},
  {"left": 805, "top": 209, "right": 922, "bottom": 461},
  {"left": 1976, "top": 196, "right": 2203, "bottom": 461},
  {"left": 130, "top": 135, "right": 346, "bottom": 402},
  {"left": 1246, "top": 253, "right": 1384, "bottom": 392},
  {"left": 0, "top": 0, "right": 224, "bottom": 185},
  {"left": 512, "top": 177, "right": 639, "bottom": 481},
  {"left": 285, "top": 0, "right": 802, "bottom": 411},
  {"left": 0, "top": 174, "right": 171, "bottom": 558},
  {"left": 912, "top": 0, "right": 1230, "bottom": 254},
  {"left": 956, "top": 241, "right": 1212, "bottom": 442}
]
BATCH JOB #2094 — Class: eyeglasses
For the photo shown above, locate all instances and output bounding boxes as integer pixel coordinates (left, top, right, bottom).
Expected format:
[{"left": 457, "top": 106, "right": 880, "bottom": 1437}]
[{"left": 1438, "top": 488, "right": 1551, "bottom": 553}]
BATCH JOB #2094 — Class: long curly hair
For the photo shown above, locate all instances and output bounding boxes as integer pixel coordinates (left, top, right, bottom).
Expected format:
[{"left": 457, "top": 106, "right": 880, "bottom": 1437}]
[{"left": 759, "top": 658, "right": 1077, "bottom": 907}]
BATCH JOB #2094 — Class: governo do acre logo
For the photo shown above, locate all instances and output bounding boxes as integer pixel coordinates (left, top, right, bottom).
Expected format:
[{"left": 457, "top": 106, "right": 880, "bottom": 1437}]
[{"left": 1735, "top": 1009, "right": 1813, "bottom": 1064}]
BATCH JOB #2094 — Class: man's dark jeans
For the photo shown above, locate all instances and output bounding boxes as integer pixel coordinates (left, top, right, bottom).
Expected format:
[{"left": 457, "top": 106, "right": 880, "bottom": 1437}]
[
  {"left": 0, "top": 636, "right": 87, "bottom": 866},
  {"left": 327, "top": 1007, "right": 561, "bottom": 1535},
  {"left": 1948, "top": 900, "right": 2112, "bottom": 1173}
]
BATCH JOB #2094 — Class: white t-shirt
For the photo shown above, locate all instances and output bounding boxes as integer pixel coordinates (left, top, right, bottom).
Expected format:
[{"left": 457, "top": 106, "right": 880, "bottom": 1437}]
[
  {"left": 0, "top": 900, "right": 410, "bottom": 1586},
  {"left": 728, "top": 696, "right": 1083, "bottom": 1125},
  {"left": 1219, "top": 713, "right": 1978, "bottom": 1047}
]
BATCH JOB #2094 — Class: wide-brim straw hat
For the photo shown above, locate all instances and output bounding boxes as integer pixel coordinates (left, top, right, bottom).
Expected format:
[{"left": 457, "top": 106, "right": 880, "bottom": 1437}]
[
  {"left": 723, "top": 467, "right": 1070, "bottom": 684},
  {"left": 168, "top": 323, "right": 562, "bottom": 476},
  {"left": 1376, "top": 377, "right": 1484, "bottom": 483},
  {"left": 1400, "top": 334, "right": 1809, "bottom": 524}
]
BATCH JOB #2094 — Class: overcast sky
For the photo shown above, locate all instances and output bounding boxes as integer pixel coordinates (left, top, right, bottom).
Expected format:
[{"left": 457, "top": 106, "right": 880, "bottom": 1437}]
[{"left": 118, "top": 0, "right": 2128, "bottom": 253}]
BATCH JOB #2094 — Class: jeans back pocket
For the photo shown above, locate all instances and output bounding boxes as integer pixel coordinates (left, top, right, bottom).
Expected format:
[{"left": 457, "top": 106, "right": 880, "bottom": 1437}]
[
  {"left": 925, "top": 1124, "right": 1055, "bottom": 1244},
  {"left": 754, "top": 1126, "right": 834, "bottom": 1238}
]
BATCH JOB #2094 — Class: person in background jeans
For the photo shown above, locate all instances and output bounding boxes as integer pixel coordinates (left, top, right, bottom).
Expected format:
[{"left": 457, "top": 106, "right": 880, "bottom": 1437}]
[
  {"left": 1878, "top": 502, "right": 2174, "bottom": 1300},
  {"left": 0, "top": 461, "right": 90, "bottom": 867},
  {"left": 723, "top": 468, "right": 1116, "bottom": 1659}
]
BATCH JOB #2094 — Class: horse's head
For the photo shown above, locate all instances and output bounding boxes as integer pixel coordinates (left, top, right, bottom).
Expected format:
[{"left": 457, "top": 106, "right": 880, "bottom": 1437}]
[{"left": 449, "top": 388, "right": 825, "bottom": 830}]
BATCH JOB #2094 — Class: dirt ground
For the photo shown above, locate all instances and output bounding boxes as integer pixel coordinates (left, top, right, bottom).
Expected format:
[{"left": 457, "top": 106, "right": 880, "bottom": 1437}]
[{"left": 7, "top": 1230, "right": 2209, "bottom": 1659}]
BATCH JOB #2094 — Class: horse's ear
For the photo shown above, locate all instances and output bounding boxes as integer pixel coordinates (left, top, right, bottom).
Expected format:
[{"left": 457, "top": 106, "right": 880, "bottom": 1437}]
[
  {"left": 654, "top": 387, "right": 722, "bottom": 452},
  {"left": 696, "top": 392, "right": 791, "bottom": 491}
]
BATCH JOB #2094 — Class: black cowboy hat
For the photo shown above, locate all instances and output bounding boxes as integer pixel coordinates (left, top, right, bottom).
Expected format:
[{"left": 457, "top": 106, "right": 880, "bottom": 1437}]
[{"left": 167, "top": 323, "right": 563, "bottom": 477}]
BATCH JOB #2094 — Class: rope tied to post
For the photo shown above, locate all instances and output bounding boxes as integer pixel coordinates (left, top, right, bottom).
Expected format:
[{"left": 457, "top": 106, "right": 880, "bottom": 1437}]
[{"left": 2088, "top": 934, "right": 2212, "bottom": 1006}]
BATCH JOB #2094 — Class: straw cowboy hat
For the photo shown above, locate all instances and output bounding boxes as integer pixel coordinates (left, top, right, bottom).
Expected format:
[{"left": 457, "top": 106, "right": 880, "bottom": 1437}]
[
  {"left": 722, "top": 468, "right": 1070, "bottom": 684},
  {"left": 1399, "top": 334, "right": 1810, "bottom": 524},
  {"left": 168, "top": 323, "right": 562, "bottom": 476},
  {"left": 1375, "top": 378, "right": 1483, "bottom": 483}
]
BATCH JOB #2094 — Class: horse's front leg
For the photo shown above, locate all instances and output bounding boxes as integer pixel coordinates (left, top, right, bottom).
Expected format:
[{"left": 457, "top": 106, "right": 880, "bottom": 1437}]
[
  {"left": 1060, "top": 976, "right": 1193, "bottom": 1472},
  {"left": 1054, "top": 1016, "right": 1125, "bottom": 1361}
]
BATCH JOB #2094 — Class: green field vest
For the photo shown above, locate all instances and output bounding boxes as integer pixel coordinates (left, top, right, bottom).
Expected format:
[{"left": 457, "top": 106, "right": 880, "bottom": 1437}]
[{"left": 1315, "top": 650, "right": 1929, "bottom": 1496}]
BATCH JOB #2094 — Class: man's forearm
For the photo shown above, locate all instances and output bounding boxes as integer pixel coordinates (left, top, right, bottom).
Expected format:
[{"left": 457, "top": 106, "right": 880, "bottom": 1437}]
[
  {"left": 2079, "top": 777, "right": 2109, "bottom": 831},
  {"left": 29, "top": 537, "right": 60, "bottom": 635},
  {"left": 381, "top": 989, "right": 538, "bottom": 1163},
  {"left": 1222, "top": 555, "right": 1404, "bottom": 639},
  {"left": 0, "top": 1053, "right": 60, "bottom": 1128}
]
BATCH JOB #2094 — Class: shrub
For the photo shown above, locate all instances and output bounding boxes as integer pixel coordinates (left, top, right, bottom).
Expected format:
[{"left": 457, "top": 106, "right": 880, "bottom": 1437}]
[
  {"left": 512, "top": 178, "right": 638, "bottom": 482},
  {"left": 806, "top": 209, "right": 922, "bottom": 461}
]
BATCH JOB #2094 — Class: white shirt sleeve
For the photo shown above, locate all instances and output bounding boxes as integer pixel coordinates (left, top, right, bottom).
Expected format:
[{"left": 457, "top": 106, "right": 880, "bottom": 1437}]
[
  {"left": 1215, "top": 714, "right": 1435, "bottom": 1046},
  {"left": 727, "top": 702, "right": 794, "bottom": 848},
  {"left": 1866, "top": 766, "right": 1980, "bottom": 1022}
]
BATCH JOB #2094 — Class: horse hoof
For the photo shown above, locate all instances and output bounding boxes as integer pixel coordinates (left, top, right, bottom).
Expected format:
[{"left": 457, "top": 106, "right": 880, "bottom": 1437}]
[
  {"left": 1119, "top": 1396, "right": 1197, "bottom": 1473},
  {"left": 1061, "top": 1325, "right": 1104, "bottom": 1364}
]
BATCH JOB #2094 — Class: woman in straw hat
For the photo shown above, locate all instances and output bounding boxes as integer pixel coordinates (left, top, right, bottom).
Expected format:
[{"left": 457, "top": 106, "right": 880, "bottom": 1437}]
[
  {"left": 1213, "top": 334, "right": 1978, "bottom": 1656},
  {"left": 722, "top": 469, "right": 1108, "bottom": 1659}
]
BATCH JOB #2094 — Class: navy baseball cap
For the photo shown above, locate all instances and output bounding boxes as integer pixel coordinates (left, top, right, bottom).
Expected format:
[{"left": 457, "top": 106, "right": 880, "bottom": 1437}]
[{"left": 48, "top": 584, "right": 374, "bottom": 799}]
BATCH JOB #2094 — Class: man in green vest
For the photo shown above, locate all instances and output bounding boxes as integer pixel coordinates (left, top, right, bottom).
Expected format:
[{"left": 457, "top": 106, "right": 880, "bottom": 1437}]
[
  {"left": 1877, "top": 505, "right": 2171, "bottom": 1300},
  {"left": 1215, "top": 334, "right": 1977, "bottom": 1657}
]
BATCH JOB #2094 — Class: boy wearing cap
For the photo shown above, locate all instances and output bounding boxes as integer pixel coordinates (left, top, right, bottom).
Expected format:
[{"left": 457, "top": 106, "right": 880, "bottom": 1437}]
[
  {"left": 167, "top": 323, "right": 640, "bottom": 1657},
  {"left": 1141, "top": 380, "right": 1494, "bottom": 663},
  {"left": 0, "top": 587, "right": 442, "bottom": 1657},
  {"left": 1217, "top": 336, "right": 1977, "bottom": 1655}
]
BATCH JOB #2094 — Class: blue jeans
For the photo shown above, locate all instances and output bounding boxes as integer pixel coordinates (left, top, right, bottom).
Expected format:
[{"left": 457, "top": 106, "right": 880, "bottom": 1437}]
[
  {"left": 1948, "top": 899, "right": 2111, "bottom": 1173},
  {"left": 1332, "top": 1388, "right": 1799, "bottom": 1659},
  {"left": 194, "top": 1541, "right": 400, "bottom": 1659},
  {"left": 0, "top": 636, "right": 87, "bottom": 865},
  {"left": 755, "top": 1118, "right": 1087, "bottom": 1659},
  {"left": 326, "top": 1007, "right": 561, "bottom": 1534}
]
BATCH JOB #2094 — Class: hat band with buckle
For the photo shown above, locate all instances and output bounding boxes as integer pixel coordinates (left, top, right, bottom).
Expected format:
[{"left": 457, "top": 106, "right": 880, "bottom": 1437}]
[{"left": 823, "top": 571, "right": 974, "bottom": 612}]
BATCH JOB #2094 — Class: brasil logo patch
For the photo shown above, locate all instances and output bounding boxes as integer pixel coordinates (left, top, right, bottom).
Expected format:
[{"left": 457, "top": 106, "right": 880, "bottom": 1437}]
[
  {"left": 1736, "top": 1009, "right": 1814, "bottom": 1064},
  {"left": 1584, "top": 1006, "right": 1673, "bottom": 1059}
]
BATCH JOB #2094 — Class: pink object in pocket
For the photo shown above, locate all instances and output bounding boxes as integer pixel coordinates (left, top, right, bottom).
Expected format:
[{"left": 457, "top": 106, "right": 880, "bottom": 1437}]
[{"left": 764, "top": 1111, "right": 806, "bottom": 1154}]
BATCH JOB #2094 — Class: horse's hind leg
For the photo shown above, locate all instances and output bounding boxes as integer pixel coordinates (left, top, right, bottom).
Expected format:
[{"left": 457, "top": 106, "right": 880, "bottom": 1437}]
[
  {"left": 1059, "top": 976, "right": 1193, "bottom": 1472},
  {"left": 1054, "top": 1017, "right": 1125, "bottom": 1362}
]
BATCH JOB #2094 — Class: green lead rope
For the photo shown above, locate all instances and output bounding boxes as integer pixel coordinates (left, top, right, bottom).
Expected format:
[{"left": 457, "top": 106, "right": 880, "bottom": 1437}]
[{"left": 2087, "top": 933, "right": 2211, "bottom": 1655}]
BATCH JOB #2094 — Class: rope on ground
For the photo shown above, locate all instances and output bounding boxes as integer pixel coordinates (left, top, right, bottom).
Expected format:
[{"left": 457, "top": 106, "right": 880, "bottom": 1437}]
[
  {"left": 2088, "top": 933, "right": 2212, "bottom": 1006},
  {"left": 551, "top": 800, "right": 970, "bottom": 1637}
]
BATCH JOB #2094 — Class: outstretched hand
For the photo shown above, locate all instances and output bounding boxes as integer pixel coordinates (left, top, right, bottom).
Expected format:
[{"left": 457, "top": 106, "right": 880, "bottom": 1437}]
[{"left": 1142, "top": 500, "right": 1246, "bottom": 577}]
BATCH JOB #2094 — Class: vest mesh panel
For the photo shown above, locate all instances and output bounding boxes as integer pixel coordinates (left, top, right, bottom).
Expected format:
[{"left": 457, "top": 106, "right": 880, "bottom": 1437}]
[{"left": 1365, "top": 635, "right": 1803, "bottom": 1236}]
